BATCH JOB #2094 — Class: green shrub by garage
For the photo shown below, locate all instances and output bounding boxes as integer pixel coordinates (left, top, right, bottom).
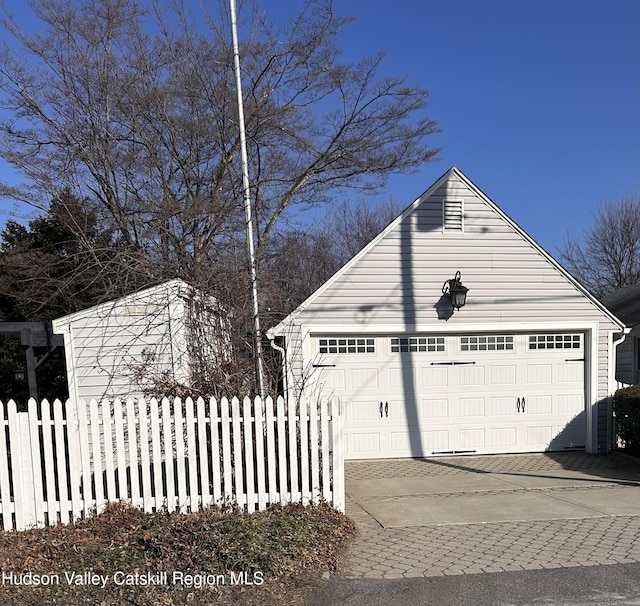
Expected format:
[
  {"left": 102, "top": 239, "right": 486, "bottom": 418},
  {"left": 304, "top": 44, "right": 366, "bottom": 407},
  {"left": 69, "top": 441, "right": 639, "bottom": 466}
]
[{"left": 613, "top": 384, "right": 640, "bottom": 454}]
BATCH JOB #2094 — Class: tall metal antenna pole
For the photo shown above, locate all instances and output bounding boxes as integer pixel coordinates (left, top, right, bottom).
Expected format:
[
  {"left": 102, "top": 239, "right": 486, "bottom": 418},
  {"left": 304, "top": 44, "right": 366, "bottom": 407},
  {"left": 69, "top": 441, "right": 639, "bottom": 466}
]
[{"left": 229, "top": 0, "right": 265, "bottom": 398}]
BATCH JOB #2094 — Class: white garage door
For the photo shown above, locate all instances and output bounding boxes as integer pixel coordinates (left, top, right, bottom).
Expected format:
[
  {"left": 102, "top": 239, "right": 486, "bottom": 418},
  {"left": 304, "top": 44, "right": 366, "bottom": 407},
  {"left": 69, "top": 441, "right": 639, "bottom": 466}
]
[{"left": 312, "top": 333, "right": 585, "bottom": 459}]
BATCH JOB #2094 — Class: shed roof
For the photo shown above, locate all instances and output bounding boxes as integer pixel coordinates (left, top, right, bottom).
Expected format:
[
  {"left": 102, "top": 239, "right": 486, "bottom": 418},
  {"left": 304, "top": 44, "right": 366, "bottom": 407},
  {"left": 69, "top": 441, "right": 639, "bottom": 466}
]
[
  {"left": 602, "top": 283, "right": 640, "bottom": 328},
  {"left": 52, "top": 279, "right": 191, "bottom": 329}
]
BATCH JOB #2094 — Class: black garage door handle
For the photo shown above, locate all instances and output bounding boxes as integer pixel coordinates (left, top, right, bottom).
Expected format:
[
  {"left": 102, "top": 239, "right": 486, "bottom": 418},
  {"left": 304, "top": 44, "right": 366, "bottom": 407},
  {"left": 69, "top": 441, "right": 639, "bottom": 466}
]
[
  {"left": 517, "top": 397, "right": 526, "bottom": 413},
  {"left": 431, "top": 361, "right": 476, "bottom": 365}
]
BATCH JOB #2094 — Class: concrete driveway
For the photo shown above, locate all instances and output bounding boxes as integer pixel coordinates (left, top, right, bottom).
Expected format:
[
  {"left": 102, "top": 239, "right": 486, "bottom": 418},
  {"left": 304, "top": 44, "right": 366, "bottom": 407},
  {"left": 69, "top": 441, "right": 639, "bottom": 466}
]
[
  {"left": 347, "top": 452, "right": 640, "bottom": 527},
  {"left": 340, "top": 452, "right": 640, "bottom": 579}
]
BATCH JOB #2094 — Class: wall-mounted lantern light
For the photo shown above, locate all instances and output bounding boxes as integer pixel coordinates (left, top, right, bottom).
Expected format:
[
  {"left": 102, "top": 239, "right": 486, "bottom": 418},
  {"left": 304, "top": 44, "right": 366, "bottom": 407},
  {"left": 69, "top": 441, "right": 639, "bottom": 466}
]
[
  {"left": 14, "top": 370, "right": 25, "bottom": 382},
  {"left": 442, "top": 271, "right": 469, "bottom": 311}
]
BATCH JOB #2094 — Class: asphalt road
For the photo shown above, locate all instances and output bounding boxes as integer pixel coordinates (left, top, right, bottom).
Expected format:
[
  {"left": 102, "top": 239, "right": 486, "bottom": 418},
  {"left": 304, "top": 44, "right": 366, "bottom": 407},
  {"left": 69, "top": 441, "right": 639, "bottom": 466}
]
[{"left": 311, "top": 562, "right": 640, "bottom": 606}]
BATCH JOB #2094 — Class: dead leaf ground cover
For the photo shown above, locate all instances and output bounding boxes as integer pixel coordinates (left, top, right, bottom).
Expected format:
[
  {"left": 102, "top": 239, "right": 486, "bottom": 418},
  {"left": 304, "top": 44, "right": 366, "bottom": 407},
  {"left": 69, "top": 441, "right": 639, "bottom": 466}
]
[{"left": 0, "top": 501, "right": 355, "bottom": 605}]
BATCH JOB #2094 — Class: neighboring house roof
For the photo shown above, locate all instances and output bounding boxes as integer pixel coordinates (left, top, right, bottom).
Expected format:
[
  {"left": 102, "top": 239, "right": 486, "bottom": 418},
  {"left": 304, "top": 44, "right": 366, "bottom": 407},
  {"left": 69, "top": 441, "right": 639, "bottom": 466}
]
[
  {"left": 269, "top": 166, "right": 626, "bottom": 335},
  {"left": 602, "top": 283, "right": 640, "bottom": 328}
]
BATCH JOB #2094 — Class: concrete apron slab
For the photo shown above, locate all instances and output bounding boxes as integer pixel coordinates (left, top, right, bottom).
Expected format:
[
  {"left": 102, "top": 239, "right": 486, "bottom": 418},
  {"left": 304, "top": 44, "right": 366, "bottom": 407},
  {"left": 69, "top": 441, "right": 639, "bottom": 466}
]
[
  {"left": 359, "top": 485, "right": 640, "bottom": 527},
  {"left": 346, "top": 455, "right": 640, "bottom": 527}
]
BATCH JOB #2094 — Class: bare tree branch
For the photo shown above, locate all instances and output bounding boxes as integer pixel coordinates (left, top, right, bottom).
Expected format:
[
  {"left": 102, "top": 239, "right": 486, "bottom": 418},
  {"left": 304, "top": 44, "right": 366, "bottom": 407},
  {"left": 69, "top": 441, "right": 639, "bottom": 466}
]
[
  {"left": 559, "top": 195, "right": 640, "bottom": 298},
  {"left": 0, "top": 0, "right": 439, "bottom": 394},
  {"left": 0, "top": 0, "right": 438, "bottom": 285}
]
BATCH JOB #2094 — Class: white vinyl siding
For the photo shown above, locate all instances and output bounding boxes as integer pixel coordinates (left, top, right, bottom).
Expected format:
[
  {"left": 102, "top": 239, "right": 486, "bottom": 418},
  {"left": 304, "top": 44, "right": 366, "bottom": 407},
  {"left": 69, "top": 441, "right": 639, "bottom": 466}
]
[
  {"left": 617, "top": 331, "right": 640, "bottom": 386},
  {"left": 53, "top": 280, "right": 194, "bottom": 405},
  {"left": 613, "top": 332, "right": 635, "bottom": 385},
  {"left": 292, "top": 173, "right": 619, "bottom": 399}
]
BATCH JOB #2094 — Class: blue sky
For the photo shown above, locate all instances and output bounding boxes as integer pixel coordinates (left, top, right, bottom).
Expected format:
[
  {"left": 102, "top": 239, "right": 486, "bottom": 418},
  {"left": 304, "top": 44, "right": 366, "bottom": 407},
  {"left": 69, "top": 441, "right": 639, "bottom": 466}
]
[
  {"left": 0, "top": 0, "right": 638, "bottom": 258},
  {"left": 323, "top": 0, "right": 639, "bottom": 256}
]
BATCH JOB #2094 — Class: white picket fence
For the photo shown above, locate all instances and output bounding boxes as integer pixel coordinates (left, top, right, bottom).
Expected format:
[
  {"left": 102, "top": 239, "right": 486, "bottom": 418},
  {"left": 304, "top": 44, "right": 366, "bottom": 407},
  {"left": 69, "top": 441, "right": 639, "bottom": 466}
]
[{"left": 0, "top": 396, "right": 344, "bottom": 532}]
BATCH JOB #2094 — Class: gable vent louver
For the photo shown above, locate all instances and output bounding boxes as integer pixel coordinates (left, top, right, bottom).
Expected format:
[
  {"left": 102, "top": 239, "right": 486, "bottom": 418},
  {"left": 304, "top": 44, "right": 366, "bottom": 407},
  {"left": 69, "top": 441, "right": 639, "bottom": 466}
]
[{"left": 443, "top": 199, "right": 463, "bottom": 232}]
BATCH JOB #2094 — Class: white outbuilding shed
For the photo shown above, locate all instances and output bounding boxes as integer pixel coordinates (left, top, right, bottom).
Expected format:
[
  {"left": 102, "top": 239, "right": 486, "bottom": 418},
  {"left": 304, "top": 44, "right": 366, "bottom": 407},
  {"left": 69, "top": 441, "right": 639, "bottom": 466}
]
[
  {"left": 52, "top": 279, "right": 207, "bottom": 405},
  {"left": 268, "top": 168, "right": 627, "bottom": 459}
]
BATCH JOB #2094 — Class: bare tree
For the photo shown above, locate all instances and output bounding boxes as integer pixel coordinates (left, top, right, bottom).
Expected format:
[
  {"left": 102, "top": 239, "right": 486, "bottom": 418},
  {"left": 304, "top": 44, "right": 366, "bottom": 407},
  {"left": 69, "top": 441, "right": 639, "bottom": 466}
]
[
  {"left": 0, "top": 0, "right": 438, "bottom": 281},
  {"left": 0, "top": 0, "right": 439, "bottom": 394},
  {"left": 559, "top": 196, "right": 640, "bottom": 299},
  {"left": 330, "top": 197, "right": 404, "bottom": 265}
]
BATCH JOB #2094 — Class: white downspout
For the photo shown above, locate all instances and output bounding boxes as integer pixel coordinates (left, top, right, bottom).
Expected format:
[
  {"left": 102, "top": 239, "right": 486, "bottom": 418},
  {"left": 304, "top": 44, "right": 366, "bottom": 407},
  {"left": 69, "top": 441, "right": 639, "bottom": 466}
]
[
  {"left": 268, "top": 335, "right": 287, "bottom": 403},
  {"left": 611, "top": 328, "right": 632, "bottom": 392},
  {"left": 609, "top": 327, "right": 631, "bottom": 451}
]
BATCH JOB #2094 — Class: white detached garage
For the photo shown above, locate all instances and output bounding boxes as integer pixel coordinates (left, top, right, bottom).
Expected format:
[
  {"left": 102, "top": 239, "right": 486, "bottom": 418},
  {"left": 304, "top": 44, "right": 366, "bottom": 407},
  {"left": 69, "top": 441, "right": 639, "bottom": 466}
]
[{"left": 268, "top": 167, "right": 627, "bottom": 459}]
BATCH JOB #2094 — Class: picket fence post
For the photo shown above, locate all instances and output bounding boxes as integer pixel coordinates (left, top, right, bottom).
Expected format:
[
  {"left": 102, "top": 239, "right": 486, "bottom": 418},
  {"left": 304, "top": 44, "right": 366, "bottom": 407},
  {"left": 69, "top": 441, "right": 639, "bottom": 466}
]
[
  {"left": 209, "top": 397, "right": 222, "bottom": 506},
  {"left": 331, "top": 396, "right": 345, "bottom": 512},
  {"left": 254, "top": 396, "right": 266, "bottom": 510},
  {"left": 196, "top": 397, "right": 212, "bottom": 508},
  {"left": 10, "top": 401, "right": 37, "bottom": 529},
  {"left": 309, "top": 395, "right": 320, "bottom": 503},
  {"left": 299, "top": 397, "right": 310, "bottom": 505},
  {"left": 0, "top": 401, "right": 13, "bottom": 530},
  {"left": 265, "top": 396, "right": 277, "bottom": 503},
  {"left": 186, "top": 398, "right": 199, "bottom": 511}
]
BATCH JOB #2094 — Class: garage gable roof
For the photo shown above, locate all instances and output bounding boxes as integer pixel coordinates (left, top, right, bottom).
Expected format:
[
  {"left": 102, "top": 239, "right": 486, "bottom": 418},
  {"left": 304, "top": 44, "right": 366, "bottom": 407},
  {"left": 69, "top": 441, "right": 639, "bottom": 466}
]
[{"left": 269, "top": 167, "right": 625, "bottom": 334}]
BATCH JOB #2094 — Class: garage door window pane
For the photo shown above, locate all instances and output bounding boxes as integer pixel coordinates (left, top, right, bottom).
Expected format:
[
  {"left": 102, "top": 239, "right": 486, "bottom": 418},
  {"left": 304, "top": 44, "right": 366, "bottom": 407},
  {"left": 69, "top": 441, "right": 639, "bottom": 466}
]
[
  {"left": 391, "top": 337, "right": 445, "bottom": 352},
  {"left": 460, "top": 335, "right": 514, "bottom": 351},
  {"left": 319, "top": 338, "right": 375, "bottom": 354},
  {"left": 528, "top": 334, "right": 581, "bottom": 350}
]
